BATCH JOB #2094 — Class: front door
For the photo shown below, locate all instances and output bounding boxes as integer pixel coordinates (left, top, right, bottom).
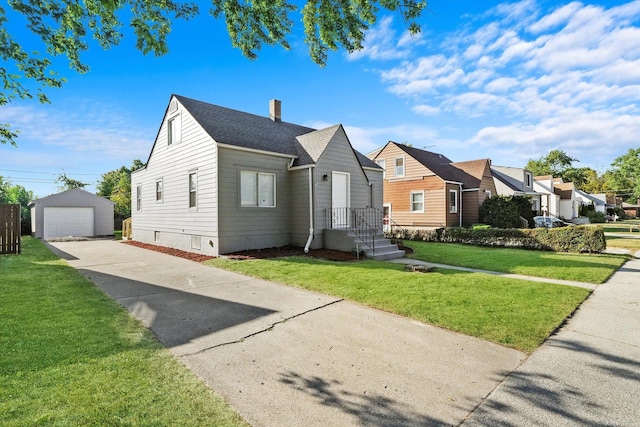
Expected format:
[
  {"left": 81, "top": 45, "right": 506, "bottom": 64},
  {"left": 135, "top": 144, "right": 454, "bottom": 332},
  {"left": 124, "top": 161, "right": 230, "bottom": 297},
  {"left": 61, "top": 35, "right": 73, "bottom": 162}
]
[
  {"left": 331, "top": 171, "right": 350, "bottom": 228},
  {"left": 383, "top": 203, "right": 391, "bottom": 233}
]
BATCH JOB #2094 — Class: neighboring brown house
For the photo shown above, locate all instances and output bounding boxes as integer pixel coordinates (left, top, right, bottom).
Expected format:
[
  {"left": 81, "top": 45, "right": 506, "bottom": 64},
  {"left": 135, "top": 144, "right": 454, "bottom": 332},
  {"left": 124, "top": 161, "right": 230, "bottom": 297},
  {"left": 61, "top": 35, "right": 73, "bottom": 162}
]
[{"left": 368, "top": 142, "right": 497, "bottom": 227}]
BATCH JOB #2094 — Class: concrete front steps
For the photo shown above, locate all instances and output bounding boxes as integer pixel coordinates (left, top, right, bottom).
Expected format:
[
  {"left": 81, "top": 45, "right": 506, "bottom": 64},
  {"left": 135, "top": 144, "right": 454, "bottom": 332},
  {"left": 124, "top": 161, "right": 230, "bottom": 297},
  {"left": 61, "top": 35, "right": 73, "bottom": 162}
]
[{"left": 323, "top": 228, "right": 405, "bottom": 261}]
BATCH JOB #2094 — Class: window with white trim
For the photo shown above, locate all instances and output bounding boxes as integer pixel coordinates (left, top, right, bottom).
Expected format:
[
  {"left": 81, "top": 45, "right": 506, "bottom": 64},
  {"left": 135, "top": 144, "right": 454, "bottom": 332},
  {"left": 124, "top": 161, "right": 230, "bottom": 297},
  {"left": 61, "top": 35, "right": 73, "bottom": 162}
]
[
  {"left": 241, "top": 171, "right": 276, "bottom": 207},
  {"left": 395, "top": 157, "right": 405, "bottom": 177},
  {"left": 485, "top": 190, "right": 492, "bottom": 199},
  {"left": 136, "top": 185, "right": 142, "bottom": 210},
  {"left": 411, "top": 191, "right": 424, "bottom": 213},
  {"left": 188, "top": 172, "right": 197, "bottom": 208},
  {"left": 449, "top": 190, "right": 458, "bottom": 213},
  {"left": 155, "top": 179, "right": 163, "bottom": 202},
  {"left": 168, "top": 114, "right": 181, "bottom": 145},
  {"left": 525, "top": 171, "right": 533, "bottom": 188},
  {"left": 376, "top": 159, "right": 386, "bottom": 179}
]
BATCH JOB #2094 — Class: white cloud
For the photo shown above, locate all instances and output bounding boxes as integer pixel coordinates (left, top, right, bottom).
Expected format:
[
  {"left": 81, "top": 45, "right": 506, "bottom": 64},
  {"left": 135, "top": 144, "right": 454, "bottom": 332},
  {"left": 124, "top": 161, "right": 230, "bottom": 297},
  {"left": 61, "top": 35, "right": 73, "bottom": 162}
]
[
  {"left": 0, "top": 102, "right": 151, "bottom": 160},
  {"left": 376, "top": 0, "right": 640, "bottom": 165},
  {"left": 347, "top": 16, "right": 423, "bottom": 61},
  {"left": 412, "top": 104, "right": 440, "bottom": 116}
]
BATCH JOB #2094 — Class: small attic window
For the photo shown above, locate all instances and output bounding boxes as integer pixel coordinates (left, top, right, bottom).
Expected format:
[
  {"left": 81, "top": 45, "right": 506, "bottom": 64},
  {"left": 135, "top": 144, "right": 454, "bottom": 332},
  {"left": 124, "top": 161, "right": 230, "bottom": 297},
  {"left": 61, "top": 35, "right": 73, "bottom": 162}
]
[{"left": 169, "top": 99, "right": 178, "bottom": 113}]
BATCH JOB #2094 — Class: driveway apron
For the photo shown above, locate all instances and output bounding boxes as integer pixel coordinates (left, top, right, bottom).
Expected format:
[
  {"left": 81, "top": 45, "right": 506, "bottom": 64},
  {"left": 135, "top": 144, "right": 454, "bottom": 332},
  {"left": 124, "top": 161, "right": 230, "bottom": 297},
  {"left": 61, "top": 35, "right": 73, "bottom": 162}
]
[{"left": 48, "top": 240, "right": 525, "bottom": 426}]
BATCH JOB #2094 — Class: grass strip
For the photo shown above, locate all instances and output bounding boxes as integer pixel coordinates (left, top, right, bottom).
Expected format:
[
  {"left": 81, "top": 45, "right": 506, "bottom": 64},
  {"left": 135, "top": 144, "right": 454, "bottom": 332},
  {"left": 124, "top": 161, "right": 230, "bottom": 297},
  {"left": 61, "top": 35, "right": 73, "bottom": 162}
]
[
  {"left": 404, "top": 241, "right": 627, "bottom": 284},
  {"left": 0, "top": 237, "right": 247, "bottom": 427},
  {"left": 206, "top": 256, "right": 591, "bottom": 353},
  {"left": 605, "top": 236, "right": 640, "bottom": 251}
]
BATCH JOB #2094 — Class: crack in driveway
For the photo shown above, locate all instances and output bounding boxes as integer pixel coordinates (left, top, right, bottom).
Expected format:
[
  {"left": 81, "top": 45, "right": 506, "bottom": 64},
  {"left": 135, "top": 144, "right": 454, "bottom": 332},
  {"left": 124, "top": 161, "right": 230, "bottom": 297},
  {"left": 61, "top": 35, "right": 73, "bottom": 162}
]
[{"left": 178, "top": 298, "right": 344, "bottom": 357}]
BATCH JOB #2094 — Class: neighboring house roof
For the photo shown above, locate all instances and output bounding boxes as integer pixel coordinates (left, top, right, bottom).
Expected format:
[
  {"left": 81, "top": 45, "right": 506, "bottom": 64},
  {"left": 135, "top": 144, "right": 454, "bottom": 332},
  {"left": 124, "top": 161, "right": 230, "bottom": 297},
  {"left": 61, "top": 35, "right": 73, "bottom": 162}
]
[
  {"left": 492, "top": 169, "right": 522, "bottom": 192},
  {"left": 575, "top": 189, "right": 606, "bottom": 206},
  {"left": 169, "top": 95, "right": 380, "bottom": 172},
  {"left": 451, "top": 159, "right": 491, "bottom": 189},
  {"left": 554, "top": 182, "right": 575, "bottom": 200},
  {"left": 389, "top": 142, "right": 489, "bottom": 188}
]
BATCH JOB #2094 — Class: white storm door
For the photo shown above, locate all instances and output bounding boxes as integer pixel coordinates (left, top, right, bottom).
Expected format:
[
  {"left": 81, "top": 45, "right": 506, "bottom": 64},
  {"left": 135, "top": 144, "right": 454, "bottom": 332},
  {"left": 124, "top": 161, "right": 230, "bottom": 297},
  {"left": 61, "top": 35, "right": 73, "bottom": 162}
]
[{"left": 331, "top": 172, "right": 350, "bottom": 228}]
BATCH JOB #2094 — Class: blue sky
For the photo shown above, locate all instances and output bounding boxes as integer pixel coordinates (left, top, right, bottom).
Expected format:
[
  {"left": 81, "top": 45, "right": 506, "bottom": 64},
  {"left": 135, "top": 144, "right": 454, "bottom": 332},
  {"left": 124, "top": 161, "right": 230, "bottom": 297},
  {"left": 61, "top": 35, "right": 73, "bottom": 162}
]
[{"left": 1, "top": 0, "right": 639, "bottom": 198}]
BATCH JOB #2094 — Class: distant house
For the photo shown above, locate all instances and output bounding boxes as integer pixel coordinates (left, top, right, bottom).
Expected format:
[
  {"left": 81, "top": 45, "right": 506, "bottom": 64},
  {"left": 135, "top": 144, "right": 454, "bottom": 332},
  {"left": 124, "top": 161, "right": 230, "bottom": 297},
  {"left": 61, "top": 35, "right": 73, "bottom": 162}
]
[
  {"left": 131, "top": 95, "right": 403, "bottom": 259},
  {"left": 367, "top": 142, "right": 496, "bottom": 227},
  {"left": 491, "top": 166, "right": 542, "bottom": 215},
  {"left": 623, "top": 202, "right": 639, "bottom": 218},
  {"left": 533, "top": 176, "right": 594, "bottom": 220},
  {"left": 575, "top": 190, "right": 607, "bottom": 213},
  {"left": 29, "top": 188, "right": 114, "bottom": 239}
]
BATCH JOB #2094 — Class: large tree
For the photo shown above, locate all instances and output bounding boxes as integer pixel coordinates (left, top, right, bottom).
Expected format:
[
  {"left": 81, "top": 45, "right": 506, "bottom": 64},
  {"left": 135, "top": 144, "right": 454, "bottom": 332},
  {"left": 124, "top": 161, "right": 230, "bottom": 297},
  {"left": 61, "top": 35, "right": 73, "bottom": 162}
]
[
  {"left": 96, "top": 160, "right": 145, "bottom": 218},
  {"left": 1, "top": 0, "right": 427, "bottom": 145},
  {"left": 0, "top": 175, "right": 35, "bottom": 233},
  {"left": 525, "top": 149, "right": 593, "bottom": 190},
  {"left": 607, "top": 147, "right": 640, "bottom": 203}
]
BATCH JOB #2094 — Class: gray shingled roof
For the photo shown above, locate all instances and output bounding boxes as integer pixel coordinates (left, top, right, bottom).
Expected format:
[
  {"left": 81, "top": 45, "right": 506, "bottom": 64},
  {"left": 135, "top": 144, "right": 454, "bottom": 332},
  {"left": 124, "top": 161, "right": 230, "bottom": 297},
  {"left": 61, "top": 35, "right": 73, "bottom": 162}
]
[
  {"left": 491, "top": 168, "right": 522, "bottom": 192},
  {"left": 175, "top": 95, "right": 314, "bottom": 157},
  {"left": 393, "top": 143, "right": 476, "bottom": 185},
  {"left": 175, "top": 95, "right": 380, "bottom": 171}
]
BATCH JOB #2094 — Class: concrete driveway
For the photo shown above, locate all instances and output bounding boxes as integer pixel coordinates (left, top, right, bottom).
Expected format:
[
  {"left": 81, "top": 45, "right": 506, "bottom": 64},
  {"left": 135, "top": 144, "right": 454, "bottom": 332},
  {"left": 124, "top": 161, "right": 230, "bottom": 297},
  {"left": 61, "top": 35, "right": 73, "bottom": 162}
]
[{"left": 48, "top": 240, "right": 525, "bottom": 426}]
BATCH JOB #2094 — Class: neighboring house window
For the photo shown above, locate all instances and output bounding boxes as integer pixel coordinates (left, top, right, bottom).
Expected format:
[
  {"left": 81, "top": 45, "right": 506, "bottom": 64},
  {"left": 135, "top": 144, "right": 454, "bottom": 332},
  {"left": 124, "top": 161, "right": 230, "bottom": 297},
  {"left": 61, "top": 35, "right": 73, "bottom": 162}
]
[
  {"left": 188, "top": 172, "right": 197, "bottom": 208},
  {"left": 376, "top": 159, "right": 386, "bottom": 179},
  {"left": 168, "top": 114, "right": 181, "bottom": 145},
  {"left": 449, "top": 190, "right": 458, "bottom": 213},
  {"left": 155, "top": 179, "right": 163, "bottom": 202},
  {"left": 241, "top": 171, "right": 276, "bottom": 207},
  {"left": 395, "top": 157, "right": 405, "bottom": 177},
  {"left": 525, "top": 172, "right": 533, "bottom": 188},
  {"left": 410, "top": 191, "right": 424, "bottom": 213},
  {"left": 136, "top": 185, "right": 141, "bottom": 211}
]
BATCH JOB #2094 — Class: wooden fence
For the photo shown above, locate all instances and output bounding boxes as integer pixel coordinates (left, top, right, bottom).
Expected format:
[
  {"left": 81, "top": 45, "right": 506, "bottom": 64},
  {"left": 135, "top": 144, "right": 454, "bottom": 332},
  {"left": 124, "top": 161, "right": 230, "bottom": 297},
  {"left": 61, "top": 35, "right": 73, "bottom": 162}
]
[{"left": 0, "top": 204, "right": 21, "bottom": 254}]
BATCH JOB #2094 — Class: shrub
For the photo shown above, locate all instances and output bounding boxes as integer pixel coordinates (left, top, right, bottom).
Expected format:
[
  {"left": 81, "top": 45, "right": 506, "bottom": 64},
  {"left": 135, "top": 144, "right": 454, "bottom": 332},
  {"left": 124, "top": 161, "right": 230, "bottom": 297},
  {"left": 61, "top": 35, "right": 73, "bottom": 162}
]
[
  {"left": 391, "top": 226, "right": 606, "bottom": 253},
  {"left": 479, "top": 196, "right": 521, "bottom": 229},
  {"left": 585, "top": 210, "right": 607, "bottom": 223}
]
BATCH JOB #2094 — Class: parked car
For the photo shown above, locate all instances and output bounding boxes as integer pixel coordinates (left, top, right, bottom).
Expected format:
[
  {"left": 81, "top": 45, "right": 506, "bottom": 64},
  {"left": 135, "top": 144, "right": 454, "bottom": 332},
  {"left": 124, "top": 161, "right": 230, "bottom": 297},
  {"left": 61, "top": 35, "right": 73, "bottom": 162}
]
[{"left": 533, "top": 216, "right": 574, "bottom": 228}]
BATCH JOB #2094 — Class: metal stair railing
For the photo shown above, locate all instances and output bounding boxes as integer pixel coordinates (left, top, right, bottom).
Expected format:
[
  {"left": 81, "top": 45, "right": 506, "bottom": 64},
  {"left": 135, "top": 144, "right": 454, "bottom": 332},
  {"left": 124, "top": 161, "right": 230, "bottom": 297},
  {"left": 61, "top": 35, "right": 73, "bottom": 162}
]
[
  {"left": 326, "top": 208, "right": 383, "bottom": 254},
  {"left": 376, "top": 208, "right": 408, "bottom": 248}
]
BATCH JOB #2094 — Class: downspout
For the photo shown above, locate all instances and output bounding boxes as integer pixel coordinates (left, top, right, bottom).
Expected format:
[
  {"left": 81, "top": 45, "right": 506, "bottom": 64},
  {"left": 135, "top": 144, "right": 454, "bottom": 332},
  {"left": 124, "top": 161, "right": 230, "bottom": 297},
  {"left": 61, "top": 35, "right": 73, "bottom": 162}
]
[
  {"left": 304, "top": 167, "right": 314, "bottom": 253},
  {"left": 459, "top": 184, "right": 463, "bottom": 227}
]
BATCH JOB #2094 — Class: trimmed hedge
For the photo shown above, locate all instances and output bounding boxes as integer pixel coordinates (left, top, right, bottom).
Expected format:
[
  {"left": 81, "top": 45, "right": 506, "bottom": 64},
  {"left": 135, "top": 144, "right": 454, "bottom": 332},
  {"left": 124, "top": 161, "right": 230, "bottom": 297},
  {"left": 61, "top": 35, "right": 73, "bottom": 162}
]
[{"left": 389, "top": 226, "right": 606, "bottom": 253}]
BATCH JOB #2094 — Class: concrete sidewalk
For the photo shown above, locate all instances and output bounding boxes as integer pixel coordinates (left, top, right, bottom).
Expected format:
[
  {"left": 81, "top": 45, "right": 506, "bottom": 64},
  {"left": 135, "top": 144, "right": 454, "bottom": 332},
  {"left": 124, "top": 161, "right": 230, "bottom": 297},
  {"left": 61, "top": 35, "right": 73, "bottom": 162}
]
[
  {"left": 48, "top": 240, "right": 525, "bottom": 427},
  {"left": 463, "top": 251, "right": 640, "bottom": 426}
]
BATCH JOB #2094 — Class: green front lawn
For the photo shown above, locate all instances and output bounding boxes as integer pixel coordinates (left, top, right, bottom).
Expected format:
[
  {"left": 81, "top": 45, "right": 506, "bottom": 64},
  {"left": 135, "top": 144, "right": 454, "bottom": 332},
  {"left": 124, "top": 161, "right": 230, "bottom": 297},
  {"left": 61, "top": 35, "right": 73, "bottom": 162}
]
[
  {"left": 606, "top": 236, "right": 640, "bottom": 251},
  {"left": 0, "top": 238, "right": 247, "bottom": 426},
  {"left": 404, "top": 241, "right": 626, "bottom": 284},
  {"left": 207, "top": 256, "right": 591, "bottom": 353}
]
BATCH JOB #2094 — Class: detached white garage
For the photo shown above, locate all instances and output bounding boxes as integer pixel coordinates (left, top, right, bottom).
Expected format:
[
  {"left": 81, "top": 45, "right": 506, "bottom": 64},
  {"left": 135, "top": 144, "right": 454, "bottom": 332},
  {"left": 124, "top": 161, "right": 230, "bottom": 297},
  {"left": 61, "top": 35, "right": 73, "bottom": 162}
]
[{"left": 29, "top": 188, "right": 114, "bottom": 239}]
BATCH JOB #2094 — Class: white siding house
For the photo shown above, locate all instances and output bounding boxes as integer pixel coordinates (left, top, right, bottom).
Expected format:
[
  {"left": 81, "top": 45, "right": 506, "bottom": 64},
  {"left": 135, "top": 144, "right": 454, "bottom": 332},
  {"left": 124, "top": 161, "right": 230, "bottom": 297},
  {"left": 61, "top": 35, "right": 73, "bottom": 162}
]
[{"left": 131, "top": 95, "right": 399, "bottom": 259}]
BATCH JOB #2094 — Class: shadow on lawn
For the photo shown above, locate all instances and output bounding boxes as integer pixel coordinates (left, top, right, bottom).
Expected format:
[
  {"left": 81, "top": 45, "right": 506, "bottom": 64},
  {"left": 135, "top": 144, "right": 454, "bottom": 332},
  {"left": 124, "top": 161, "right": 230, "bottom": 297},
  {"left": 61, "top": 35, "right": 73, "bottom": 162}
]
[{"left": 463, "top": 337, "right": 640, "bottom": 426}]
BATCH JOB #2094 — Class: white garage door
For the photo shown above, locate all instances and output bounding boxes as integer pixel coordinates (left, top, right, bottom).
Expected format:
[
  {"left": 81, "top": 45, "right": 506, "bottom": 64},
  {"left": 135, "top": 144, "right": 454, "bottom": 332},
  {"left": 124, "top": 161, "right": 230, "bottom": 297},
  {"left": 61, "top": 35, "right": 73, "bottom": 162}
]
[{"left": 44, "top": 207, "right": 94, "bottom": 239}]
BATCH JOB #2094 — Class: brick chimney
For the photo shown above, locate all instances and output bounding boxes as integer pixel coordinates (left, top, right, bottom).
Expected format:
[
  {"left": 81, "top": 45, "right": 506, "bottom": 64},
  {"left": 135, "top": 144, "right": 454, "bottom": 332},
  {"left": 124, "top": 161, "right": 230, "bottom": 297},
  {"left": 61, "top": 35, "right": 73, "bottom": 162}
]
[{"left": 269, "top": 99, "right": 281, "bottom": 122}]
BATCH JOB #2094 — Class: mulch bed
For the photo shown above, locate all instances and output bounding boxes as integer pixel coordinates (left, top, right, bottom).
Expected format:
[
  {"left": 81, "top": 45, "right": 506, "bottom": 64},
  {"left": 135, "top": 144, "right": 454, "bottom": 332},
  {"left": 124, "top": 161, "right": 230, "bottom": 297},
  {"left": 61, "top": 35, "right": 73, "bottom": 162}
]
[
  {"left": 225, "top": 246, "right": 359, "bottom": 261},
  {"left": 122, "top": 240, "right": 216, "bottom": 262},
  {"left": 122, "top": 241, "right": 360, "bottom": 262}
]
